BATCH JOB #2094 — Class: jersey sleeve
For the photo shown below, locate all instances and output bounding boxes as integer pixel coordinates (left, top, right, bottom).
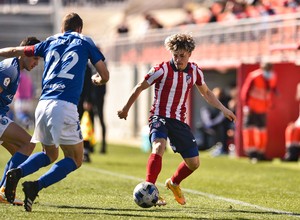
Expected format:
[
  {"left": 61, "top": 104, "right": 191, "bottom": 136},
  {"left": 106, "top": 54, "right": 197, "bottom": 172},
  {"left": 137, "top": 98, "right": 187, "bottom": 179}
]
[
  {"left": 0, "top": 74, "right": 11, "bottom": 90},
  {"left": 191, "top": 63, "right": 205, "bottom": 86},
  {"left": 145, "top": 63, "right": 164, "bottom": 85},
  {"left": 0, "top": 59, "right": 18, "bottom": 90},
  {"left": 33, "top": 41, "right": 48, "bottom": 58},
  {"left": 84, "top": 36, "right": 105, "bottom": 65},
  {"left": 196, "top": 67, "right": 205, "bottom": 86}
]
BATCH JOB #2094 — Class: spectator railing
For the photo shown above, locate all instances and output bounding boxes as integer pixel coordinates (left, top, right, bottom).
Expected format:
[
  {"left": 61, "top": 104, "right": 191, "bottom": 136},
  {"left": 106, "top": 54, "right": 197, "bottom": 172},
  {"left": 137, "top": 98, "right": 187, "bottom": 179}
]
[{"left": 102, "top": 12, "right": 300, "bottom": 67}]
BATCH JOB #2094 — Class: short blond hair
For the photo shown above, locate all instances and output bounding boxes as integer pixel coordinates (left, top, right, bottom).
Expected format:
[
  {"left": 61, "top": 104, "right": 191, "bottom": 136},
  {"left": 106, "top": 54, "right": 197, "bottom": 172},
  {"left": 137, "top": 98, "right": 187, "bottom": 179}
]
[{"left": 164, "top": 33, "right": 195, "bottom": 53}]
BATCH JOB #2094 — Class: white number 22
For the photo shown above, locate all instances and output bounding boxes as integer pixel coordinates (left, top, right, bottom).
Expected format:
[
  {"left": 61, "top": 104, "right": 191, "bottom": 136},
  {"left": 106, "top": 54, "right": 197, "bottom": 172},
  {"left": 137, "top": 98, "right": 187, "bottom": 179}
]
[{"left": 44, "top": 50, "right": 79, "bottom": 80}]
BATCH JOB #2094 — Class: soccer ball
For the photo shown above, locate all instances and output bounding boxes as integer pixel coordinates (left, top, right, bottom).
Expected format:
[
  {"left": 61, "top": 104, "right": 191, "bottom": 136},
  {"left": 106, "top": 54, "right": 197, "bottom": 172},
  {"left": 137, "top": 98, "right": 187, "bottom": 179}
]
[{"left": 133, "top": 181, "right": 159, "bottom": 208}]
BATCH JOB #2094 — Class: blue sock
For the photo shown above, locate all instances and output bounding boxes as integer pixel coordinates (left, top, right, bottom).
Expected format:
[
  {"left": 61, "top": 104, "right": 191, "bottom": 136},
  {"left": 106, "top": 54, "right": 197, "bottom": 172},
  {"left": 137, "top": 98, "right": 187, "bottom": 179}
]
[
  {"left": 0, "top": 158, "right": 12, "bottom": 187},
  {"left": 0, "top": 152, "right": 28, "bottom": 188},
  {"left": 10, "top": 152, "right": 28, "bottom": 169},
  {"left": 20, "top": 152, "right": 51, "bottom": 177},
  {"left": 38, "top": 157, "right": 77, "bottom": 191}
]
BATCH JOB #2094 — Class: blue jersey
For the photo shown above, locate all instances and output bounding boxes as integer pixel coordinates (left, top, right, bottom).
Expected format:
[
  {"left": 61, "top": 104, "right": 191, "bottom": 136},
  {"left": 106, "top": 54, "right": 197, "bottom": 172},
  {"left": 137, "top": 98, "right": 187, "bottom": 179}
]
[
  {"left": 0, "top": 58, "right": 20, "bottom": 115},
  {"left": 34, "top": 31, "right": 105, "bottom": 105}
]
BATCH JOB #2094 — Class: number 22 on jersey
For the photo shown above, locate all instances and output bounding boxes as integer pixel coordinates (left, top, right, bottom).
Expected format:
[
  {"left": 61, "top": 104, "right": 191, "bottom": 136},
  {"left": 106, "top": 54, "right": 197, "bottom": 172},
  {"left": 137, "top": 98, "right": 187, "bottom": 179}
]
[{"left": 44, "top": 50, "right": 78, "bottom": 80}]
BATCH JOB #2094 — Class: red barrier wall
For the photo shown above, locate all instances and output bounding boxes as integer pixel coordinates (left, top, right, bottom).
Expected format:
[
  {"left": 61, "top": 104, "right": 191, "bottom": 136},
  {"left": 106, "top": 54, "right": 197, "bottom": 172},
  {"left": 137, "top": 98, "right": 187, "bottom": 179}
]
[{"left": 236, "top": 62, "right": 300, "bottom": 159}]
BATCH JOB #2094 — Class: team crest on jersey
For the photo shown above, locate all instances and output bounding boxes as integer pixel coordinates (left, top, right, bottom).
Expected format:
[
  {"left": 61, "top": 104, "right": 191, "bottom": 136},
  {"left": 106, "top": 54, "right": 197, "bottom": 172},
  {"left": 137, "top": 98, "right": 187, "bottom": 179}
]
[
  {"left": 152, "top": 121, "right": 162, "bottom": 128},
  {"left": 0, "top": 117, "right": 8, "bottom": 125},
  {"left": 3, "top": 77, "right": 10, "bottom": 87},
  {"left": 186, "top": 75, "right": 191, "bottom": 84}
]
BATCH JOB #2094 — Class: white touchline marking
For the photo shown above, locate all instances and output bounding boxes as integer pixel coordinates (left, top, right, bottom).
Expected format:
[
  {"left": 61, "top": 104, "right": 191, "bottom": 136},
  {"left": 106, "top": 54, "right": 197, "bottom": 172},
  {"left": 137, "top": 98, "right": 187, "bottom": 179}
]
[{"left": 83, "top": 166, "right": 300, "bottom": 218}]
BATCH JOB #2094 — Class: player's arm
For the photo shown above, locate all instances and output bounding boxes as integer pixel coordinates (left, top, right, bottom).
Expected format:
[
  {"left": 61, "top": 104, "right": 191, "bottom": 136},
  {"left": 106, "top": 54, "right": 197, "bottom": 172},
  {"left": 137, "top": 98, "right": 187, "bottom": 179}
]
[
  {"left": 91, "top": 60, "right": 109, "bottom": 86},
  {"left": 196, "top": 83, "right": 236, "bottom": 122},
  {"left": 117, "top": 79, "right": 150, "bottom": 120},
  {"left": 0, "top": 46, "right": 26, "bottom": 58}
]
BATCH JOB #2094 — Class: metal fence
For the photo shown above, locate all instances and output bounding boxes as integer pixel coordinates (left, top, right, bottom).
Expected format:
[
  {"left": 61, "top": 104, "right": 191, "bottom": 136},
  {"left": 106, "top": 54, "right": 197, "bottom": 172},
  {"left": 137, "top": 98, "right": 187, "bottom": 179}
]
[{"left": 102, "top": 12, "right": 300, "bottom": 68}]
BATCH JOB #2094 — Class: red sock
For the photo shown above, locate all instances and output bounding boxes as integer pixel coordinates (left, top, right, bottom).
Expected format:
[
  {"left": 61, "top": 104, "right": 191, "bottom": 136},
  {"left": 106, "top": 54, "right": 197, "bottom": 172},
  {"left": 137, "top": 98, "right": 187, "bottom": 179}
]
[
  {"left": 146, "top": 153, "right": 162, "bottom": 184},
  {"left": 258, "top": 130, "right": 267, "bottom": 152},
  {"left": 243, "top": 128, "right": 254, "bottom": 151},
  {"left": 171, "top": 162, "right": 193, "bottom": 185}
]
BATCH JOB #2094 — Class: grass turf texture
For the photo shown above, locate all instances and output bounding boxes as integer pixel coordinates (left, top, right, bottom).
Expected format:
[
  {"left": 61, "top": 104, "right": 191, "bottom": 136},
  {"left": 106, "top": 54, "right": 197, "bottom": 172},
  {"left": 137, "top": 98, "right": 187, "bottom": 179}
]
[{"left": 0, "top": 143, "right": 299, "bottom": 220}]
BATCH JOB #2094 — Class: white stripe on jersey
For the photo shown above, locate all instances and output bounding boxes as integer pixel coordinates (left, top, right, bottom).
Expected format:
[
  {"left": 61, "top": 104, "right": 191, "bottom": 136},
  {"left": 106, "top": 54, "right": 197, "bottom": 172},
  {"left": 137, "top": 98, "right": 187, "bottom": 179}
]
[
  {"left": 192, "top": 64, "right": 205, "bottom": 85},
  {"left": 152, "top": 63, "right": 168, "bottom": 116},
  {"left": 165, "top": 68, "right": 177, "bottom": 118},
  {"left": 147, "top": 61, "right": 205, "bottom": 122},
  {"left": 174, "top": 71, "right": 188, "bottom": 120}
]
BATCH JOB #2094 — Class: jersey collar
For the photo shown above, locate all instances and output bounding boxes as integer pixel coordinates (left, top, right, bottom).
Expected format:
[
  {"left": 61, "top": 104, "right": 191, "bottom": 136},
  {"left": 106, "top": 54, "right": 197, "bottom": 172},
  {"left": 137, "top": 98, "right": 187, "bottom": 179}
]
[{"left": 170, "top": 59, "right": 190, "bottom": 72}]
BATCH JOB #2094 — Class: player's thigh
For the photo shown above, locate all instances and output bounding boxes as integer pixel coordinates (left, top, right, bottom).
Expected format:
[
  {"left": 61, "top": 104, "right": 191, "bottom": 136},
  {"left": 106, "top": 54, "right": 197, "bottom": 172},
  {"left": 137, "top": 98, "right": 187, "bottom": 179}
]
[
  {"left": 2, "top": 121, "right": 31, "bottom": 145},
  {"left": 1, "top": 121, "right": 34, "bottom": 155}
]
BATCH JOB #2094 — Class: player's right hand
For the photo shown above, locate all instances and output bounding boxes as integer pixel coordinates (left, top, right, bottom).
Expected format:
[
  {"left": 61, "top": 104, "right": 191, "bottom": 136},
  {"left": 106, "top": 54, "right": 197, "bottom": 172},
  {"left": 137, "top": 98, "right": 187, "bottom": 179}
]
[{"left": 117, "top": 110, "right": 127, "bottom": 120}]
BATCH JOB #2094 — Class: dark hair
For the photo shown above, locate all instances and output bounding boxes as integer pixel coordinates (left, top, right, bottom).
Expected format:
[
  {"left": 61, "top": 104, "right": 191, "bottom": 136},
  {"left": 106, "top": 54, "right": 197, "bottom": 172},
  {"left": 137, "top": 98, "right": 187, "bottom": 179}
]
[
  {"left": 20, "top": 36, "right": 40, "bottom": 46},
  {"left": 260, "top": 62, "right": 273, "bottom": 71},
  {"left": 62, "top": 12, "right": 83, "bottom": 32}
]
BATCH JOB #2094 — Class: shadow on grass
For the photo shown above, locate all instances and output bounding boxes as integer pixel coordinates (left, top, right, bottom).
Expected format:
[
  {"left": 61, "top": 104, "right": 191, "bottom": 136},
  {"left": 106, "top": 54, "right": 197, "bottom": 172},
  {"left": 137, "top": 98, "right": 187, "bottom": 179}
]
[
  {"left": 40, "top": 204, "right": 210, "bottom": 219},
  {"left": 38, "top": 203, "right": 300, "bottom": 219}
]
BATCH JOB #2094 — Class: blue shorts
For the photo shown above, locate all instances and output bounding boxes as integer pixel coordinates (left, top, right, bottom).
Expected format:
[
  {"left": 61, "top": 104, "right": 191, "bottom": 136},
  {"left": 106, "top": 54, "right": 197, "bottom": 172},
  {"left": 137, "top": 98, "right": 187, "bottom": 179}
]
[{"left": 149, "top": 115, "right": 199, "bottom": 158}]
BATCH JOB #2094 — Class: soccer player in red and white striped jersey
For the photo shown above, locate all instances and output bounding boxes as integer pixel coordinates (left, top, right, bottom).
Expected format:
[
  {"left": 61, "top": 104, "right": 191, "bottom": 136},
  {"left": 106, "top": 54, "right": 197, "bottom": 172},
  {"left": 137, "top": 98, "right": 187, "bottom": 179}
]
[{"left": 118, "top": 33, "right": 236, "bottom": 206}]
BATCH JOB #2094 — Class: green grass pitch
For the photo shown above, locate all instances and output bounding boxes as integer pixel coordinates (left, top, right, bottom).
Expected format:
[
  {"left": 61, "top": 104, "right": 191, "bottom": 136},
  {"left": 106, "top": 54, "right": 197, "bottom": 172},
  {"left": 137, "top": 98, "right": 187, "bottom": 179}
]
[{"left": 0, "top": 143, "right": 299, "bottom": 220}]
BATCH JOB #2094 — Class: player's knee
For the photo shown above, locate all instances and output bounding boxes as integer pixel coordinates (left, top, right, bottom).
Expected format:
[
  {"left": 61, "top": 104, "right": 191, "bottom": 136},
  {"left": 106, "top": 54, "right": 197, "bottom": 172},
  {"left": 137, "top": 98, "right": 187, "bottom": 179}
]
[
  {"left": 186, "top": 159, "right": 200, "bottom": 171},
  {"left": 151, "top": 140, "right": 166, "bottom": 155},
  {"left": 190, "top": 161, "right": 200, "bottom": 171},
  {"left": 46, "top": 152, "right": 59, "bottom": 163},
  {"left": 21, "top": 143, "right": 36, "bottom": 156},
  {"left": 75, "top": 160, "right": 82, "bottom": 168}
]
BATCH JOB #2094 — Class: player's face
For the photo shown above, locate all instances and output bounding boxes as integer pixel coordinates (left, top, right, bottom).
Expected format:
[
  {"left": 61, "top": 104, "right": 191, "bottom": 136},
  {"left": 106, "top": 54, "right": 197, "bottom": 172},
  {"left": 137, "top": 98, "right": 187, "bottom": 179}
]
[
  {"left": 24, "top": 56, "right": 40, "bottom": 71},
  {"left": 171, "top": 49, "right": 191, "bottom": 71}
]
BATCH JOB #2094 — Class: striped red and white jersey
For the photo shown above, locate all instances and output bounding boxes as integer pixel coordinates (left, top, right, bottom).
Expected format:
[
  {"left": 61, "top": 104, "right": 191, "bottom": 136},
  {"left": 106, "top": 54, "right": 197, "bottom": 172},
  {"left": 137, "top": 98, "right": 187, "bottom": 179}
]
[{"left": 145, "top": 60, "right": 205, "bottom": 122}]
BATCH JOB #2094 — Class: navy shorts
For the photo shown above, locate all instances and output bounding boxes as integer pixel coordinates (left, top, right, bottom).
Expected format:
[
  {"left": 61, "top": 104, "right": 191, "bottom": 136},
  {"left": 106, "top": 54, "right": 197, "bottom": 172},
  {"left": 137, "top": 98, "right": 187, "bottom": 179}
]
[
  {"left": 149, "top": 115, "right": 199, "bottom": 158},
  {"left": 244, "top": 111, "right": 267, "bottom": 128}
]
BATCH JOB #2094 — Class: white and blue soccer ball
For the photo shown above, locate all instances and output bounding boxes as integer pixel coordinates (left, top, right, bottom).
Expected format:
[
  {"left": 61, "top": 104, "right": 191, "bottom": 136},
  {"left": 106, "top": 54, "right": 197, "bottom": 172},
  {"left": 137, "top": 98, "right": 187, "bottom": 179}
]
[{"left": 133, "top": 181, "right": 159, "bottom": 208}]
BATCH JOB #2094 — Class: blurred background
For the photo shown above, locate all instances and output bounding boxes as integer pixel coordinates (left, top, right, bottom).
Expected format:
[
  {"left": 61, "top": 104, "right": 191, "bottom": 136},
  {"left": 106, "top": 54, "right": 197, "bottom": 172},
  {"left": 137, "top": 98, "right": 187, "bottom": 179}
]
[{"left": 0, "top": 0, "right": 299, "bottom": 159}]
